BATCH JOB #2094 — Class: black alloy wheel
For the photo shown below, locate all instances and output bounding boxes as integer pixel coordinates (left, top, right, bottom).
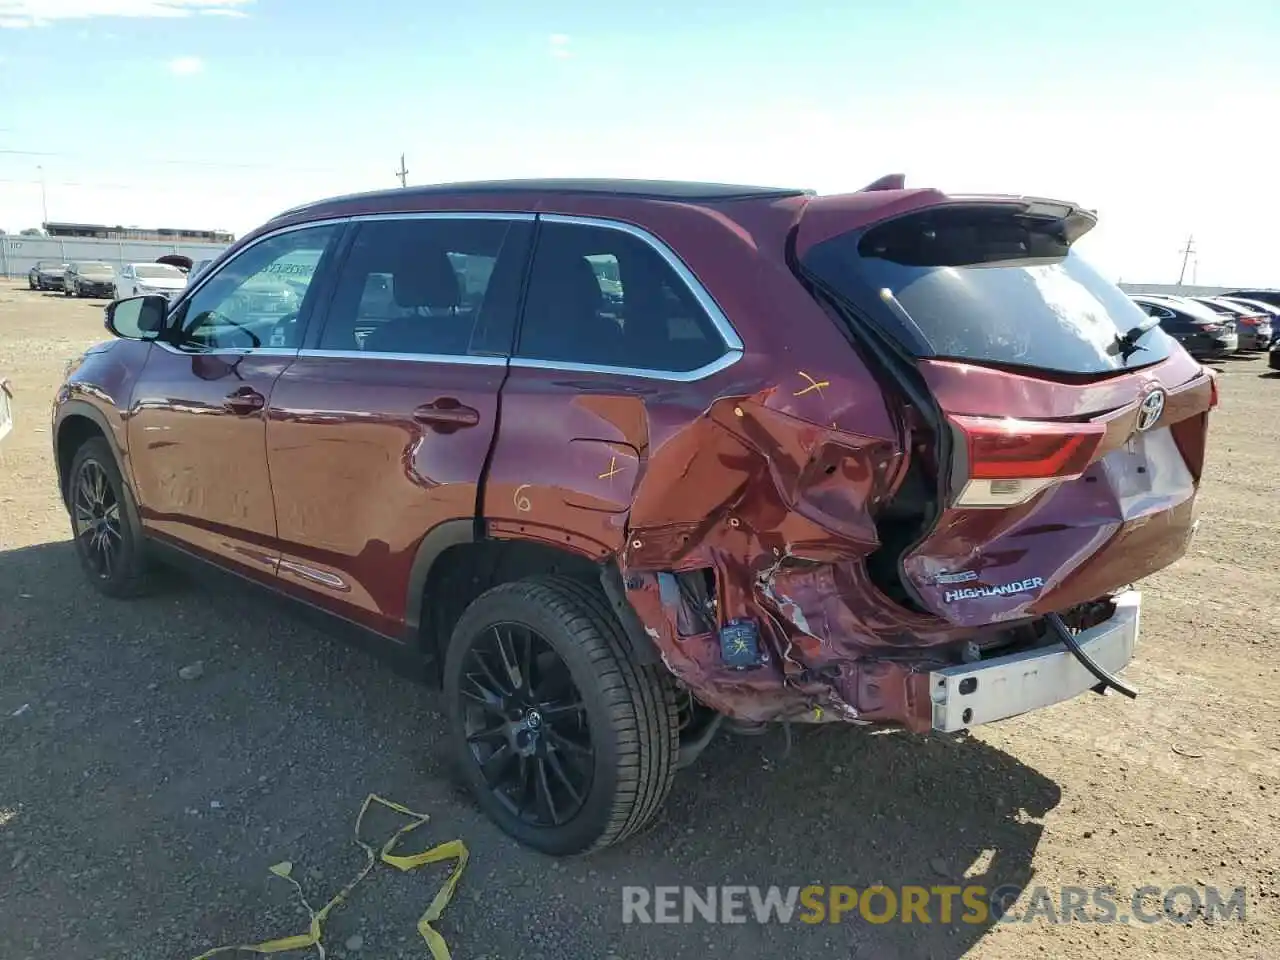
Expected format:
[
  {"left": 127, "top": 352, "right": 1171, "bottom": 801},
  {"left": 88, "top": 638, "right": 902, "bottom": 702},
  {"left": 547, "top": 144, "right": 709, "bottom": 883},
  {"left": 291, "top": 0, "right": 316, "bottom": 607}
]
[
  {"left": 460, "top": 621, "right": 595, "bottom": 829},
  {"left": 72, "top": 458, "right": 123, "bottom": 581},
  {"left": 66, "top": 437, "right": 155, "bottom": 598},
  {"left": 445, "top": 576, "right": 678, "bottom": 855}
]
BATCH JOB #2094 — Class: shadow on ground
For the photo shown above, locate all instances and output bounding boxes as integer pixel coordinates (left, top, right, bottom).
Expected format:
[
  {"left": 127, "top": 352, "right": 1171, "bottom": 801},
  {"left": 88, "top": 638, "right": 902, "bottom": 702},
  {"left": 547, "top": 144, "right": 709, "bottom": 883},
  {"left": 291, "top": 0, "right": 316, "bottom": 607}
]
[{"left": 0, "top": 541, "right": 1060, "bottom": 960}]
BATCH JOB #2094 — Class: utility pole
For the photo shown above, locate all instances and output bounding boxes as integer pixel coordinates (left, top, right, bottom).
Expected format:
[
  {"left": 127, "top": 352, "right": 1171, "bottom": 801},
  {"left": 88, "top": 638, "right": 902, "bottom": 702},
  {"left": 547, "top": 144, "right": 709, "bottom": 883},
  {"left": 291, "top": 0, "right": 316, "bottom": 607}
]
[
  {"left": 1176, "top": 235, "right": 1196, "bottom": 287},
  {"left": 36, "top": 164, "right": 48, "bottom": 228},
  {"left": 395, "top": 153, "right": 408, "bottom": 188}
]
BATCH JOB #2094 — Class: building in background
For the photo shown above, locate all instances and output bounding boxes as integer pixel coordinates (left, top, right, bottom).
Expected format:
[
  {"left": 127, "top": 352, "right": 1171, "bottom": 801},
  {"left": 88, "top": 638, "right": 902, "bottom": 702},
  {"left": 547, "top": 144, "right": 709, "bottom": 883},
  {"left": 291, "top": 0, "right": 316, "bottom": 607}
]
[
  {"left": 43, "top": 221, "right": 234, "bottom": 244},
  {"left": 1118, "top": 283, "right": 1279, "bottom": 298}
]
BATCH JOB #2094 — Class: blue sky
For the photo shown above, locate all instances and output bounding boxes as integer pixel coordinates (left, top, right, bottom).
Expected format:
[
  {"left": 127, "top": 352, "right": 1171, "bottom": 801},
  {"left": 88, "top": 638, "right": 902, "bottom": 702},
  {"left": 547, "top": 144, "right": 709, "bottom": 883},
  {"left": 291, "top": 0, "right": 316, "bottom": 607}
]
[{"left": 1, "top": 0, "right": 1277, "bottom": 284}]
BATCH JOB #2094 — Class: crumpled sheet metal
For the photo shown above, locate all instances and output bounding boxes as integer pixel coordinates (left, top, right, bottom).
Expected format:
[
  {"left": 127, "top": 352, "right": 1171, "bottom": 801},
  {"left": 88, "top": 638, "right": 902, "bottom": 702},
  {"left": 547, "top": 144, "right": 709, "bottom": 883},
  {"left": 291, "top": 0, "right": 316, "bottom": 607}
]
[{"left": 619, "top": 389, "right": 966, "bottom": 729}]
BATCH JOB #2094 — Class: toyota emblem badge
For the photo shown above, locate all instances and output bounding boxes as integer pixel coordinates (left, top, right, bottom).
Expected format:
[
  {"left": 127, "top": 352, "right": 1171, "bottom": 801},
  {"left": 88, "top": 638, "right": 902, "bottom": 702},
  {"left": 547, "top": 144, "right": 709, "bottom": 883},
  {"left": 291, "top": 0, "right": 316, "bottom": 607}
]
[{"left": 1136, "top": 388, "right": 1167, "bottom": 432}]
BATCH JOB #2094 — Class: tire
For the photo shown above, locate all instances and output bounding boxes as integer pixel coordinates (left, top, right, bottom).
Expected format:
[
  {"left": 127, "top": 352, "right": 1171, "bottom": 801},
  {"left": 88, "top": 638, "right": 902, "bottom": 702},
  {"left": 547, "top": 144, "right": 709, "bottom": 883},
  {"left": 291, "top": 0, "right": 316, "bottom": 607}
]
[
  {"left": 28, "top": 275, "right": 36, "bottom": 290},
  {"left": 444, "top": 575, "right": 679, "bottom": 855},
  {"left": 66, "top": 436, "right": 155, "bottom": 599}
]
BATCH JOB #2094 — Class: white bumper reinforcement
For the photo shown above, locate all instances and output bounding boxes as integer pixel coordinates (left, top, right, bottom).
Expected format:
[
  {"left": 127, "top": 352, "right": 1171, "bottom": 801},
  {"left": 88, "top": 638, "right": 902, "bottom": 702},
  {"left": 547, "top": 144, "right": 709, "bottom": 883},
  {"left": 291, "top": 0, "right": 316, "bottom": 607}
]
[{"left": 930, "top": 590, "right": 1141, "bottom": 732}]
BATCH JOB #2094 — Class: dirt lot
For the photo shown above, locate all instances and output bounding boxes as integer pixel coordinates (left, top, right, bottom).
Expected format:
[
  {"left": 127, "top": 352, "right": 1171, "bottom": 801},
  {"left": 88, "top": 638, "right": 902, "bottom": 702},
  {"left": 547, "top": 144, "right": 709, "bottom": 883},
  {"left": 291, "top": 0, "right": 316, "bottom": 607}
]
[{"left": 0, "top": 284, "right": 1276, "bottom": 960}]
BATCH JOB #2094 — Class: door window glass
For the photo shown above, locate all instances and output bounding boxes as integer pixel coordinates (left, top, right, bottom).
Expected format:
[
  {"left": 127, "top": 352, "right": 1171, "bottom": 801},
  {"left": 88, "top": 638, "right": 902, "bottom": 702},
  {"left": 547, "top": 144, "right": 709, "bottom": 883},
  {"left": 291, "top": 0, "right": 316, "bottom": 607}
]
[
  {"left": 516, "top": 221, "right": 728, "bottom": 373},
  {"left": 175, "top": 225, "right": 338, "bottom": 351},
  {"left": 316, "top": 217, "right": 528, "bottom": 357}
]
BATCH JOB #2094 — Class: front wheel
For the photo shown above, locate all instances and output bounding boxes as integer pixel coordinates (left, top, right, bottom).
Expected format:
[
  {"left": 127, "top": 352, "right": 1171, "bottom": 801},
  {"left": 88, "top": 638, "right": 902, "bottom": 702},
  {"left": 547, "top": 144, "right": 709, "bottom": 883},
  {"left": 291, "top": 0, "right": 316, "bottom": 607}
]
[
  {"left": 67, "top": 437, "right": 156, "bottom": 598},
  {"left": 444, "top": 576, "right": 678, "bottom": 855}
]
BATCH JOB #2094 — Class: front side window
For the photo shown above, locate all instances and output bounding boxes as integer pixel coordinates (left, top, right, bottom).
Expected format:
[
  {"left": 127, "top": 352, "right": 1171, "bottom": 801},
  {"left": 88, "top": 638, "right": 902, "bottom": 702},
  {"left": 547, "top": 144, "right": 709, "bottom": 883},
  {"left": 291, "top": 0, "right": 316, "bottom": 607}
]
[
  {"left": 173, "top": 224, "right": 338, "bottom": 351},
  {"left": 316, "top": 217, "right": 528, "bottom": 357},
  {"left": 516, "top": 221, "right": 728, "bottom": 373}
]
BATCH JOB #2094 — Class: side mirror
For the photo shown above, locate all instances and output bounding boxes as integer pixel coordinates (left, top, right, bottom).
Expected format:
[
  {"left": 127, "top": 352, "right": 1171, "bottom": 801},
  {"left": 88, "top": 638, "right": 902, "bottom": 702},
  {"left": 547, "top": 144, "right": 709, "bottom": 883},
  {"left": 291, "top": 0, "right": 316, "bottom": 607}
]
[{"left": 105, "top": 295, "right": 170, "bottom": 342}]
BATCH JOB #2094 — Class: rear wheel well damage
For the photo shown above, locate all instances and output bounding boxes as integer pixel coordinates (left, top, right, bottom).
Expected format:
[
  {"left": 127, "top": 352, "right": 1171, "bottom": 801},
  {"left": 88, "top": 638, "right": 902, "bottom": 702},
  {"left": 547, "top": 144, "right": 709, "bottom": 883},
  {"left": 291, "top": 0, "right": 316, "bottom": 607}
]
[{"left": 411, "top": 533, "right": 661, "bottom": 685}]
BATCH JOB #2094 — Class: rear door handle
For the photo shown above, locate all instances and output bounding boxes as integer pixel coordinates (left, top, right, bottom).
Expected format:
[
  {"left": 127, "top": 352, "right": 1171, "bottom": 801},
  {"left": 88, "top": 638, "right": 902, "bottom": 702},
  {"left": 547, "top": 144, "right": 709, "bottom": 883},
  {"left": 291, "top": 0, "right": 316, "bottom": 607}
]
[
  {"left": 412, "top": 398, "right": 480, "bottom": 431},
  {"left": 224, "top": 387, "right": 265, "bottom": 415}
]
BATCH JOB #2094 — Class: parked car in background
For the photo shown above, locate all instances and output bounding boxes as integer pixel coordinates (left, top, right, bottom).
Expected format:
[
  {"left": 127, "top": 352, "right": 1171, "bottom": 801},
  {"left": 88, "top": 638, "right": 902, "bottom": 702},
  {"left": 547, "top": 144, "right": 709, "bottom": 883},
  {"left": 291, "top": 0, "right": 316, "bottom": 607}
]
[
  {"left": 53, "top": 178, "right": 1217, "bottom": 855},
  {"left": 1222, "top": 289, "right": 1280, "bottom": 311},
  {"left": 1188, "top": 297, "right": 1272, "bottom": 350},
  {"left": 1131, "top": 295, "right": 1239, "bottom": 359},
  {"left": 28, "top": 260, "right": 68, "bottom": 291},
  {"left": 113, "top": 262, "right": 188, "bottom": 301},
  {"left": 1217, "top": 297, "right": 1280, "bottom": 347},
  {"left": 63, "top": 262, "right": 117, "bottom": 299}
]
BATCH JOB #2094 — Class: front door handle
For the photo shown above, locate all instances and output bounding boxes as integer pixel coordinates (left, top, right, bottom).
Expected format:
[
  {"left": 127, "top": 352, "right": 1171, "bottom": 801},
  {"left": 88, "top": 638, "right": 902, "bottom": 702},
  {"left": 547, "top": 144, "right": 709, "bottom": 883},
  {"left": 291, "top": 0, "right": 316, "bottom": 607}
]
[
  {"left": 412, "top": 398, "right": 480, "bottom": 432},
  {"left": 224, "top": 387, "right": 265, "bottom": 415}
]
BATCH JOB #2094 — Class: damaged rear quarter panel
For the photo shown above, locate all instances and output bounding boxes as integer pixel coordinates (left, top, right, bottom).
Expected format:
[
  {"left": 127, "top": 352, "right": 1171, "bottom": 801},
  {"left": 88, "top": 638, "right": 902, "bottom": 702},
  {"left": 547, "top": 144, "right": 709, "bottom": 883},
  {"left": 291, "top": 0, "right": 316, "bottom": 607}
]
[{"left": 484, "top": 196, "right": 978, "bottom": 728}]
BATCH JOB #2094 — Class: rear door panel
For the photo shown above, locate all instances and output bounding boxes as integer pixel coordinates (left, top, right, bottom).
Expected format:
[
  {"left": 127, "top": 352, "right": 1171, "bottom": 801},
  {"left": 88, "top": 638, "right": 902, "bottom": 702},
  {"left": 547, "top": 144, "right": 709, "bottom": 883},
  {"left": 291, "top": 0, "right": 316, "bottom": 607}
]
[
  {"left": 267, "top": 355, "right": 506, "bottom": 635},
  {"left": 263, "top": 214, "right": 532, "bottom": 637}
]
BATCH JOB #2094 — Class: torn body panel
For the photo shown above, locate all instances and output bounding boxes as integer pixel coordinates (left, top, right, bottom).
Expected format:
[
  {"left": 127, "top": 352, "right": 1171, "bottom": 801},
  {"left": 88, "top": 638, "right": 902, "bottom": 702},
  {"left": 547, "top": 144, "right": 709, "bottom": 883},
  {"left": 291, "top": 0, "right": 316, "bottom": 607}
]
[{"left": 610, "top": 353, "right": 1211, "bottom": 732}]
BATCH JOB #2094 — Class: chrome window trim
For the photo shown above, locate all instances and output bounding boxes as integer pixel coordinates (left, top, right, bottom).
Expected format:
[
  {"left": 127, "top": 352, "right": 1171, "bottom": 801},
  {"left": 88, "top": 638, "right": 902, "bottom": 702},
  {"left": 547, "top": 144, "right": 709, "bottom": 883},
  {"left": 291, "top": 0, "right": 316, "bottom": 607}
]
[
  {"left": 154, "top": 341, "right": 299, "bottom": 358},
  {"left": 166, "top": 210, "right": 746, "bottom": 381},
  {"left": 295, "top": 349, "right": 507, "bottom": 366},
  {"left": 347, "top": 211, "right": 537, "bottom": 223},
  {"left": 509, "top": 351, "right": 742, "bottom": 382}
]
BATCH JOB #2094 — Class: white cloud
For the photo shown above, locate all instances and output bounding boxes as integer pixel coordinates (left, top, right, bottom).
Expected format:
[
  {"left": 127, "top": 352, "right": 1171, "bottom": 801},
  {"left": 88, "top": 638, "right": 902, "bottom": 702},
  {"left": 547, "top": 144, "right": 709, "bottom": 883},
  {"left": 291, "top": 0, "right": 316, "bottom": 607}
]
[
  {"left": 167, "top": 55, "right": 204, "bottom": 75},
  {"left": 548, "top": 33, "right": 571, "bottom": 59},
  {"left": 0, "top": 0, "right": 252, "bottom": 28}
]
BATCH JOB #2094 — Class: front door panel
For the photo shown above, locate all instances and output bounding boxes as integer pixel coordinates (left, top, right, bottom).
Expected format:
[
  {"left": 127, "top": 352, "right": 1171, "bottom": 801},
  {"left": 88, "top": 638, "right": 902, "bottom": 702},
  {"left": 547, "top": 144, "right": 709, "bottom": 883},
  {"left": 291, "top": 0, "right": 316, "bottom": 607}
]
[
  {"left": 125, "top": 221, "right": 343, "bottom": 578},
  {"left": 129, "top": 346, "right": 291, "bottom": 575}
]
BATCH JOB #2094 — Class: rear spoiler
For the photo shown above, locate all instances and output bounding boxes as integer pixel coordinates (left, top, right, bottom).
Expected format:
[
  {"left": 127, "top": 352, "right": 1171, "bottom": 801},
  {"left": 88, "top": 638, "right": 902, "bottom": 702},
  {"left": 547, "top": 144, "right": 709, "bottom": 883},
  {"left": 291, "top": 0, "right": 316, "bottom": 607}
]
[{"left": 799, "top": 176, "right": 1098, "bottom": 253}]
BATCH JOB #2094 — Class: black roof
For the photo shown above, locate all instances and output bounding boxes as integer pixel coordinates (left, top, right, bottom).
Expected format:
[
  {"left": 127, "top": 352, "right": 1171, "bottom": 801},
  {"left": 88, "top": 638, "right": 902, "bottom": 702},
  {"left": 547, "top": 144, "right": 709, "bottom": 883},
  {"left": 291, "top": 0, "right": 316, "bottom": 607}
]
[{"left": 274, "top": 179, "right": 811, "bottom": 221}]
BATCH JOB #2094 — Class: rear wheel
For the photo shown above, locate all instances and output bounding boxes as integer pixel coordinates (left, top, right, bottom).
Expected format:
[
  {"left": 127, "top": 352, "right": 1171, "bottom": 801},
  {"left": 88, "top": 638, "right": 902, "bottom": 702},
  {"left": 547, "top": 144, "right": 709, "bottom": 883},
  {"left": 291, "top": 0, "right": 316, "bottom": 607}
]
[
  {"left": 444, "top": 576, "right": 678, "bottom": 855},
  {"left": 67, "top": 437, "right": 155, "bottom": 598}
]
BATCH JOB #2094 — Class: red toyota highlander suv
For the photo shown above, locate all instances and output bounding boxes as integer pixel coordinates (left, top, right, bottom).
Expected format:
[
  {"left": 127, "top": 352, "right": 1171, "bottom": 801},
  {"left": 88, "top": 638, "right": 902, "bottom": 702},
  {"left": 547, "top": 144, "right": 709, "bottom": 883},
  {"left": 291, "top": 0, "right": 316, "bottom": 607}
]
[{"left": 53, "top": 178, "right": 1216, "bottom": 855}]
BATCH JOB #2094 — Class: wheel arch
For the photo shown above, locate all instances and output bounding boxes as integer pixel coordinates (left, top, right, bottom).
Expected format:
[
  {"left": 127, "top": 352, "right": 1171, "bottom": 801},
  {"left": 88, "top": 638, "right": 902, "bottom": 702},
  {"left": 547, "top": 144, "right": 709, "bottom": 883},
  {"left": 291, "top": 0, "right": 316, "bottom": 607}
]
[
  {"left": 54, "top": 401, "right": 126, "bottom": 509},
  {"left": 405, "top": 523, "right": 661, "bottom": 684}
]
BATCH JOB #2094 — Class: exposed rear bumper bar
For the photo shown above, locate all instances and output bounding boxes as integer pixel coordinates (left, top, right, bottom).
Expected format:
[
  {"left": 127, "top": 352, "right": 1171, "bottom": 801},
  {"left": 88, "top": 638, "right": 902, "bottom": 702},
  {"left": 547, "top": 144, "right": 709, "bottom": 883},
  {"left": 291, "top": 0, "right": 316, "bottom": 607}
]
[{"left": 929, "top": 590, "right": 1141, "bottom": 732}]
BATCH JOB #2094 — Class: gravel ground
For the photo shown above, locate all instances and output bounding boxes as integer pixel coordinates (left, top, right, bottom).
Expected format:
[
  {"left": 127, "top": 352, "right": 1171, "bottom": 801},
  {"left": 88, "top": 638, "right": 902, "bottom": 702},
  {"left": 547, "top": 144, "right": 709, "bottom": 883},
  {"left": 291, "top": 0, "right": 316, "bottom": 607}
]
[{"left": 0, "top": 285, "right": 1276, "bottom": 960}]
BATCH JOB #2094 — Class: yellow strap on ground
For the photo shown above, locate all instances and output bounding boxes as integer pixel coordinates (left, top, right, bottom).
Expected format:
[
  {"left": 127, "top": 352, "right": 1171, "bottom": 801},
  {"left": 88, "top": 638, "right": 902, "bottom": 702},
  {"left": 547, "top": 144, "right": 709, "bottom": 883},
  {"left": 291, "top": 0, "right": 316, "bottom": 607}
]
[{"left": 189, "top": 793, "right": 468, "bottom": 960}]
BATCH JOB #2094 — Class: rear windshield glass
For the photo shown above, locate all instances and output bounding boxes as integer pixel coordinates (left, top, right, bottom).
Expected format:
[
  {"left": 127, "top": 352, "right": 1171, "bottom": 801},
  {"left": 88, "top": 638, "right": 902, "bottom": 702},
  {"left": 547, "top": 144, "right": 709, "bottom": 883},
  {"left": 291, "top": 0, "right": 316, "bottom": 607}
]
[{"left": 802, "top": 207, "right": 1175, "bottom": 374}]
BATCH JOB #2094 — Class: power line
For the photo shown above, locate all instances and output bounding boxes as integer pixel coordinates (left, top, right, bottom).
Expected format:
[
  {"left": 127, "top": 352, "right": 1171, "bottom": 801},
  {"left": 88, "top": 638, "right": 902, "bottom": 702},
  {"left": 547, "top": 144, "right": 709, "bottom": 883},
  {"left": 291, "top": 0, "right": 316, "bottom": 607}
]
[{"left": 0, "top": 147, "right": 359, "bottom": 176}]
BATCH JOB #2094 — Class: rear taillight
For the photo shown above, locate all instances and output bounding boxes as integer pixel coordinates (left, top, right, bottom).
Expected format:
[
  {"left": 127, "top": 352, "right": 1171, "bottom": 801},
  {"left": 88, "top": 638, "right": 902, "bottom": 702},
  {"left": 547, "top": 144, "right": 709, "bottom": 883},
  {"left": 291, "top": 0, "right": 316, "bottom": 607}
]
[
  {"left": 1240, "top": 316, "right": 1261, "bottom": 326},
  {"left": 1209, "top": 374, "right": 1220, "bottom": 410},
  {"left": 949, "top": 415, "right": 1106, "bottom": 508},
  {"left": 1203, "top": 323, "right": 1223, "bottom": 333}
]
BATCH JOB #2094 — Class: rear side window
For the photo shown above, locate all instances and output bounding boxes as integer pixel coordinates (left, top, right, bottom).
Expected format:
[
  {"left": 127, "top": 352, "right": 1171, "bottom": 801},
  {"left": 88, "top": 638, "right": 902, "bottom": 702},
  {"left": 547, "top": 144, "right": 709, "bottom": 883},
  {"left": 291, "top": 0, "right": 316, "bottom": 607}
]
[
  {"left": 802, "top": 207, "right": 1176, "bottom": 374},
  {"left": 516, "top": 220, "right": 728, "bottom": 373},
  {"left": 317, "top": 217, "right": 530, "bottom": 357}
]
